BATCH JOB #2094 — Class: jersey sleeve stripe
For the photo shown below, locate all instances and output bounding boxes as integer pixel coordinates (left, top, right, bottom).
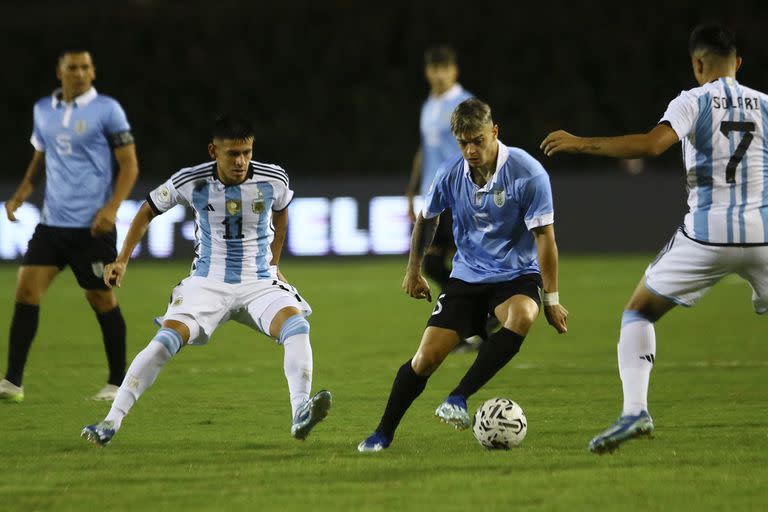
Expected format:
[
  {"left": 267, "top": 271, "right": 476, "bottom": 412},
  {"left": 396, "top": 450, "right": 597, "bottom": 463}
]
[
  {"left": 171, "top": 164, "right": 215, "bottom": 185},
  {"left": 174, "top": 171, "right": 214, "bottom": 189},
  {"left": 252, "top": 162, "right": 288, "bottom": 178},
  {"left": 253, "top": 170, "right": 289, "bottom": 186}
]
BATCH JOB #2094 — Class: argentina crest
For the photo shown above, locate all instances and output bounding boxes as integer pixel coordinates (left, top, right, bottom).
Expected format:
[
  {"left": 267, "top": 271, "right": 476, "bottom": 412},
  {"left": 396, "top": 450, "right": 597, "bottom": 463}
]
[
  {"left": 251, "top": 189, "right": 265, "bottom": 214},
  {"left": 493, "top": 188, "right": 506, "bottom": 207}
]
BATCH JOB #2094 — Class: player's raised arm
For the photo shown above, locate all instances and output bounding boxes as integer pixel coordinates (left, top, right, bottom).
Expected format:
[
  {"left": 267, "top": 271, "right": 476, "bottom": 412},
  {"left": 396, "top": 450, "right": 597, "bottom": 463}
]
[
  {"left": 540, "top": 124, "right": 679, "bottom": 159},
  {"left": 532, "top": 224, "right": 568, "bottom": 333},
  {"left": 402, "top": 212, "right": 438, "bottom": 302},
  {"left": 103, "top": 201, "right": 156, "bottom": 288},
  {"left": 5, "top": 151, "right": 45, "bottom": 222}
]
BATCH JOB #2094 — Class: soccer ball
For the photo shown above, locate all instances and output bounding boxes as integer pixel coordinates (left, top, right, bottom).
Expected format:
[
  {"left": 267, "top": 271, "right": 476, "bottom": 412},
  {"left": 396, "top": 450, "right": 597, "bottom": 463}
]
[{"left": 472, "top": 397, "right": 527, "bottom": 449}]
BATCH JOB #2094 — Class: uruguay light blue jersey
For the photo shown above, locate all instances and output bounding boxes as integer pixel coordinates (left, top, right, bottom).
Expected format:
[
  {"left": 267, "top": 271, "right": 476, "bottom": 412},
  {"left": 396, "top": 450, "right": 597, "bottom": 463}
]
[
  {"left": 660, "top": 77, "right": 768, "bottom": 245},
  {"left": 30, "top": 87, "right": 132, "bottom": 227},
  {"left": 147, "top": 160, "right": 294, "bottom": 283},
  {"left": 422, "top": 142, "right": 554, "bottom": 283},
  {"left": 420, "top": 83, "right": 473, "bottom": 195}
]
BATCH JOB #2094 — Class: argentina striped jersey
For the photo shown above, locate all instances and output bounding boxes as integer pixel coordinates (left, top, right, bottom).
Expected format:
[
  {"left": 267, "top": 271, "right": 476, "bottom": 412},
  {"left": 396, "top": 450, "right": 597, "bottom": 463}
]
[
  {"left": 660, "top": 77, "right": 768, "bottom": 245},
  {"left": 146, "top": 160, "right": 293, "bottom": 282}
]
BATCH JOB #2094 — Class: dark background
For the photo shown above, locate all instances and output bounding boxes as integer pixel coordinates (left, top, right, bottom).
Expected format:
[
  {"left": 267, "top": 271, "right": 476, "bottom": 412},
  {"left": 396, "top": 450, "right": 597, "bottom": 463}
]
[{"left": 3, "top": 0, "right": 768, "bottom": 179}]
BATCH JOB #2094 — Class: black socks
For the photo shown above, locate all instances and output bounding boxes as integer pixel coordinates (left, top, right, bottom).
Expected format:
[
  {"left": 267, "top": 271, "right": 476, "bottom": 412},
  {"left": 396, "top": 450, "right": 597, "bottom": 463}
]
[
  {"left": 376, "top": 360, "right": 429, "bottom": 439},
  {"left": 96, "top": 306, "right": 127, "bottom": 386},
  {"left": 5, "top": 303, "right": 40, "bottom": 386}
]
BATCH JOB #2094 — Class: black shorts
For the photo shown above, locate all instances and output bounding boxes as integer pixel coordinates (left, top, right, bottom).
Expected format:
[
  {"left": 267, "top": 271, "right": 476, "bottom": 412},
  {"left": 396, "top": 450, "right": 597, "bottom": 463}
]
[
  {"left": 22, "top": 224, "right": 117, "bottom": 290},
  {"left": 426, "top": 274, "right": 542, "bottom": 338},
  {"left": 431, "top": 210, "right": 455, "bottom": 249}
]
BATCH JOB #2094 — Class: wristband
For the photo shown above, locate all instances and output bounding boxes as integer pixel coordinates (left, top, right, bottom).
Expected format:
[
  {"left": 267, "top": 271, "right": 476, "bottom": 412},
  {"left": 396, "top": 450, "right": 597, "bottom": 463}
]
[{"left": 542, "top": 291, "right": 559, "bottom": 306}]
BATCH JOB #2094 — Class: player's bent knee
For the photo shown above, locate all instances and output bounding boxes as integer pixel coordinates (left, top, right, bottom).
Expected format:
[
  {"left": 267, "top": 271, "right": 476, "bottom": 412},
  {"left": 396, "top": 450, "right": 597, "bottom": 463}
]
[
  {"left": 278, "top": 314, "right": 310, "bottom": 345},
  {"left": 269, "top": 306, "right": 302, "bottom": 338},
  {"left": 161, "top": 318, "right": 196, "bottom": 345},
  {"left": 85, "top": 289, "right": 118, "bottom": 313},
  {"left": 411, "top": 350, "right": 445, "bottom": 376},
  {"left": 15, "top": 286, "right": 43, "bottom": 304}
]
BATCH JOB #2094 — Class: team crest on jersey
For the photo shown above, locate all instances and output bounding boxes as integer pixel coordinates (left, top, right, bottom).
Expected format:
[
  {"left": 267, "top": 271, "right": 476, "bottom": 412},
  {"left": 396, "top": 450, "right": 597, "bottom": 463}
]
[
  {"left": 251, "top": 199, "right": 265, "bottom": 214},
  {"left": 493, "top": 189, "right": 505, "bottom": 207},
  {"left": 75, "top": 120, "right": 87, "bottom": 135},
  {"left": 226, "top": 200, "right": 242, "bottom": 215},
  {"left": 172, "top": 296, "right": 183, "bottom": 306}
]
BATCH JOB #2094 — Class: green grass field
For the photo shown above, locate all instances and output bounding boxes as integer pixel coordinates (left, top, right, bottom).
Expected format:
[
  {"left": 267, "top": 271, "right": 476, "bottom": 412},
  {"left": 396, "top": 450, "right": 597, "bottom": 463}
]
[{"left": 0, "top": 257, "right": 766, "bottom": 511}]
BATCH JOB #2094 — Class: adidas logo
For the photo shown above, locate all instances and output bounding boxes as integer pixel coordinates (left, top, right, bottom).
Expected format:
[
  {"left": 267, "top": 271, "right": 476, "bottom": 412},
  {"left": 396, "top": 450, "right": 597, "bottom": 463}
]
[
  {"left": 639, "top": 354, "right": 655, "bottom": 364},
  {"left": 205, "top": 204, "right": 215, "bottom": 211}
]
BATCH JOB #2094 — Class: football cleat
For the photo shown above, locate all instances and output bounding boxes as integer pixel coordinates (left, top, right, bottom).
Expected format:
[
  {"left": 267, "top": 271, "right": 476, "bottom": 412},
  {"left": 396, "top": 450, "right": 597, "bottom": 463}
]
[
  {"left": 357, "top": 431, "right": 391, "bottom": 453},
  {"left": 0, "top": 379, "right": 24, "bottom": 403},
  {"left": 435, "top": 395, "right": 471, "bottom": 430},
  {"left": 588, "top": 410, "right": 654, "bottom": 454},
  {"left": 91, "top": 384, "right": 119, "bottom": 401},
  {"left": 291, "top": 390, "right": 332, "bottom": 440},
  {"left": 81, "top": 421, "right": 116, "bottom": 447}
]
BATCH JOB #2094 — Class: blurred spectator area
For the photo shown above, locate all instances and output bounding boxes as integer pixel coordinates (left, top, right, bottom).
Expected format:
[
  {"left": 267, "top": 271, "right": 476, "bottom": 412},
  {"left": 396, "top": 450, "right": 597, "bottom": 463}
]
[{"left": 3, "top": 0, "right": 768, "bottom": 179}]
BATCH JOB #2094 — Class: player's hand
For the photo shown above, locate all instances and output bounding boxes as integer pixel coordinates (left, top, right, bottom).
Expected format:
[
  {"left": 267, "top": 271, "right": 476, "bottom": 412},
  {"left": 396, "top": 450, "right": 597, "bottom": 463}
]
[
  {"left": 540, "top": 130, "right": 582, "bottom": 157},
  {"left": 544, "top": 303, "right": 569, "bottom": 333},
  {"left": 91, "top": 204, "right": 118, "bottom": 237},
  {"left": 103, "top": 261, "right": 127, "bottom": 288},
  {"left": 402, "top": 271, "right": 432, "bottom": 302},
  {"left": 406, "top": 195, "right": 417, "bottom": 223},
  {"left": 4, "top": 196, "right": 23, "bottom": 222}
]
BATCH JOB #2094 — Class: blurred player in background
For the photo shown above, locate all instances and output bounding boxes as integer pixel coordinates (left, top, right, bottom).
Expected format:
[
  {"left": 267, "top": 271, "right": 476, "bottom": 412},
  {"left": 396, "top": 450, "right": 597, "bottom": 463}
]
[
  {"left": 405, "top": 46, "right": 480, "bottom": 352},
  {"left": 81, "top": 115, "right": 331, "bottom": 446},
  {"left": 542, "top": 22, "right": 768, "bottom": 454},
  {"left": 1, "top": 50, "right": 138, "bottom": 402},
  {"left": 359, "top": 99, "right": 568, "bottom": 452}
]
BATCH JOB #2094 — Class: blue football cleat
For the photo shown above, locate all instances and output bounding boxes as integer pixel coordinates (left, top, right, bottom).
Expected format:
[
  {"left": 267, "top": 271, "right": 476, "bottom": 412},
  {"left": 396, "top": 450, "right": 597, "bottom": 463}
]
[
  {"left": 435, "top": 395, "right": 470, "bottom": 430},
  {"left": 357, "top": 431, "right": 391, "bottom": 453},
  {"left": 291, "top": 390, "right": 332, "bottom": 440},
  {"left": 81, "top": 421, "right": 116, "bottom": 447},
  {"left": 588, "top": 411, "right": 654, "bottom": 454}
]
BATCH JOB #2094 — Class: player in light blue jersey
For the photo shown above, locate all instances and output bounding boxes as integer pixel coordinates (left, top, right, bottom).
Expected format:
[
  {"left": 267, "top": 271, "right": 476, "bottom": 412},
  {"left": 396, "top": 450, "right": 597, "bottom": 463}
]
[
  {"left": 359, "top": 99, "right": 569, "bottom": 452},
  {"left": 81, "top": 116, "right": 331, "bottom": 447},
  {"left": 0, "top": 50, "right": 139, "bottom": 403},
  {"left": 406, "top": 47, "right": 473, "bottom": 307},
  {"left": 542, "top": 23, "right": 768, "bottom": 454}
]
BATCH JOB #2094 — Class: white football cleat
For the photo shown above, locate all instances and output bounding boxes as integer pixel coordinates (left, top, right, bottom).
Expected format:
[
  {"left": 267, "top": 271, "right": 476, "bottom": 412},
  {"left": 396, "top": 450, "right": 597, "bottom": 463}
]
[
  {"left": 91, "top": 384, "right": 119, "bottom": 401},
  {"left": 0, "top": 378, "right": 24, "bottom": 403}
]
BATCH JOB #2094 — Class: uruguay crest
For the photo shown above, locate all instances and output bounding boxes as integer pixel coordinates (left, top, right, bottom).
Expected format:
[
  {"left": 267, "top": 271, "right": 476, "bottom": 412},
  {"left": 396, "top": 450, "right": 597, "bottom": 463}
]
[
  {"left": 75, "top": 120, "right": 87, "bottom": 135},
  {"left": 493, "top": 189, "right": 505, "bottom": 207},
  {"left": 226, "top": 199, "right": 241, "bottom": 215}
]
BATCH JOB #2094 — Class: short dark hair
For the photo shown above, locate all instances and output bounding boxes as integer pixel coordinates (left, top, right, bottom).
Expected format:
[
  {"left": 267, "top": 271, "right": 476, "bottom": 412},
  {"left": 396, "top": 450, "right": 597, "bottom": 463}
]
[
  {"left": 689, "top": 23, "right": 737, "bottom": 57},
  {"left": 424, "top": 45, "right": 457, "bottom": 66},
  {"left": 211, "top": 115, "right": 255, "bottom": 141},
  {"left": 451, "top": 98, "right": 493, "bottom": 136},
  {"left": 58, "top": 49, "right": 92, "bottom": 63}
]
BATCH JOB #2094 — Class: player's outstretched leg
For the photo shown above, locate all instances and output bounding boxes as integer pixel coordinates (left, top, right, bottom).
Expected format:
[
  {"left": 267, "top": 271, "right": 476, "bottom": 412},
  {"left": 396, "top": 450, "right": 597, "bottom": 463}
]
[
  {"left": 358, "top": 359, "right": 429, "bottom": 452},
  {"left": 436, "top": 327, "right": 525, "bottom": 429},
  {"left": 81, "top": 327, "right": 182, "bottom": 447},
  {"left": 588, "top": 310, "right": 656, "bottom": 454}
]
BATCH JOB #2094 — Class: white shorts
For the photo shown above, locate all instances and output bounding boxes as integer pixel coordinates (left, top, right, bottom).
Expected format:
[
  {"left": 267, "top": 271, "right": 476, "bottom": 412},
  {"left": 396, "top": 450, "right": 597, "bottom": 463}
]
[
  {"left": 645, "top": 229, "right": 768, "bottom": 313},
  {"left": 159, "top": 275, "right": 312, "bottom": 345}
]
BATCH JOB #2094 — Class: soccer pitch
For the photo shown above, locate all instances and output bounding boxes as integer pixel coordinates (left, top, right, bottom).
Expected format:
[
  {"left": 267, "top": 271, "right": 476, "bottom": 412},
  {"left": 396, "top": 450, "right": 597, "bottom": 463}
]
[{"left": 0, "top": 257, "right": 765, "bottom": 511}]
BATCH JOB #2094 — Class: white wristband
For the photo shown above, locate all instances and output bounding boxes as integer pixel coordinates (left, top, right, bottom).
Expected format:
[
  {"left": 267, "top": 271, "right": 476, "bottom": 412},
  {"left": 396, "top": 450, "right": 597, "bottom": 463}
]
[{"left": 542, "top": 291, "right": 559, "bottom": 306}]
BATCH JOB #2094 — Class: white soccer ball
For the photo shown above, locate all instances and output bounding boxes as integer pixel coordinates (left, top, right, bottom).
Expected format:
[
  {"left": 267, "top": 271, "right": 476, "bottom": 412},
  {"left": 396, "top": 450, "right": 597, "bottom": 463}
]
[{"left": 472, "top": 397, "right": 527, "bottom": 449}]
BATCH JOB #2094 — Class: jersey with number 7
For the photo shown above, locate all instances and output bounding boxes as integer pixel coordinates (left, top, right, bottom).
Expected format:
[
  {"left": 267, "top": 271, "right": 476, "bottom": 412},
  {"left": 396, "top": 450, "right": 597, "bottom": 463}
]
[{"left": 660, "top": 77, "right": 768, "bottom": 245}]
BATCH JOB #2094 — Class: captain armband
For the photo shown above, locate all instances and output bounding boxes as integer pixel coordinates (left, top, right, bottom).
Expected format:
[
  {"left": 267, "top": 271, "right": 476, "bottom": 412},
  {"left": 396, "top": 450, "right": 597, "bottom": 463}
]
[{"left": 109, "top": 130, "right": 135, "bottom": 148}]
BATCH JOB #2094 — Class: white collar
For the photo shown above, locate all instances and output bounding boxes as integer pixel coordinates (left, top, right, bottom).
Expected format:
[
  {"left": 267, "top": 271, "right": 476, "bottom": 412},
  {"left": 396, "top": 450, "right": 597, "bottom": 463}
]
[
  {"left": 430, "top": 83, "right": 463, "bottom": 101},
  {"left": 51, "top": 87, "right": 97, "bottom": 108},
  {"left": 462, "top": 140, "right": 508, "bottom": 190}
]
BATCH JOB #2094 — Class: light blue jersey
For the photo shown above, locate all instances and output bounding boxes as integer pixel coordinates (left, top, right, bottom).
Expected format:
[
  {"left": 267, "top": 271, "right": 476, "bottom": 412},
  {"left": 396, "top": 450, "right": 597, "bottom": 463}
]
[
  {"left": 660, "top": 78, "right": 768, "bottom": 244},
  {"left": 147, "top": 160, "right": 294, "bottom": 283},
  {"left": 30, "top": 87, "right": 132, "bottom": 227},
  {"left": 422, "top": 142, "right": 554, "bottom": 283},
  {"left": 420, "top": 84, "right": 473, "bottom": 195}
]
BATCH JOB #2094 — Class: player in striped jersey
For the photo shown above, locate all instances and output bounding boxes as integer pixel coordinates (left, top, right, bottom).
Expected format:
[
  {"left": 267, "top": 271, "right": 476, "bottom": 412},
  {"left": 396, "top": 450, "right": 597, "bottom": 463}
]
[
  {"left": 541, "top": 23, "right": 768, "bottom": 453},
  {"left": 81, "top": 116, "right": 331, "bottom": 446}
]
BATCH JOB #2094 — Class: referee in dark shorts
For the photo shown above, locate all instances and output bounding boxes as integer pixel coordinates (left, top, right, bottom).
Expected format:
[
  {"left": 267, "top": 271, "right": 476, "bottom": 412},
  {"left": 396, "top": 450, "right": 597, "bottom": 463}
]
[{"left": 1, "top": 50, "right": 138, "bottom": 402}]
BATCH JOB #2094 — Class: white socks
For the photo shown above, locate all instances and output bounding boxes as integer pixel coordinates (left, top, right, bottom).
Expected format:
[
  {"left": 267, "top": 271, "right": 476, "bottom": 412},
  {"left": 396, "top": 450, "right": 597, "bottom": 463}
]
[
  {"left": 618, "top": 311, "right": 656, "bottom": 416},
  {"left": 283, "top": 333, "right": 313, "bottom": 418},
  {"left": 105, "top": 339, "right": 174, "bottom": 430}
]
